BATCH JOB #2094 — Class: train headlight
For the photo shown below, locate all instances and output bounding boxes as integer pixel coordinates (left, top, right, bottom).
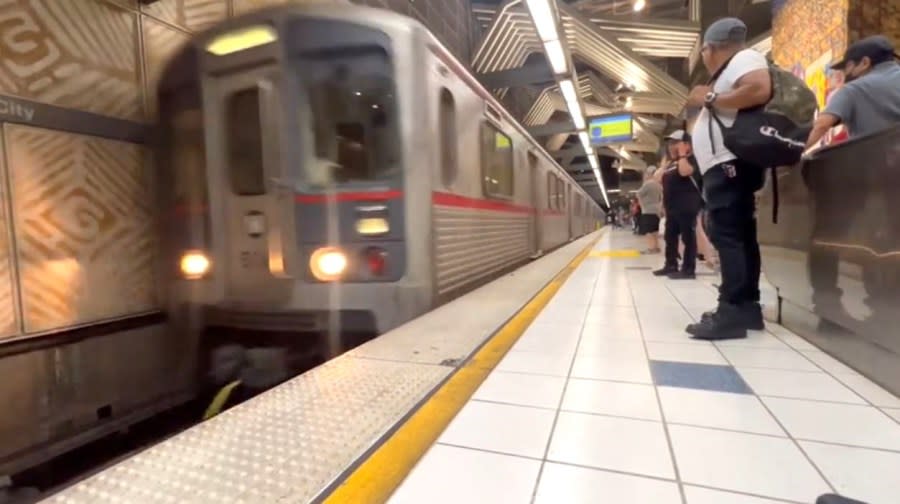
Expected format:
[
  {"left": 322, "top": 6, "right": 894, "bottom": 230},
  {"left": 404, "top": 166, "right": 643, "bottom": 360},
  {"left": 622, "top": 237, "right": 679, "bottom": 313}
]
[
  {"left": 310, "top": 247, "right": 347, "bottom": 282},
  {"left": 355, "top": 217, "right": 389, "bottom": 236},
  {"left": 180, "top": 251, "right": 211, "bottom": 279}
]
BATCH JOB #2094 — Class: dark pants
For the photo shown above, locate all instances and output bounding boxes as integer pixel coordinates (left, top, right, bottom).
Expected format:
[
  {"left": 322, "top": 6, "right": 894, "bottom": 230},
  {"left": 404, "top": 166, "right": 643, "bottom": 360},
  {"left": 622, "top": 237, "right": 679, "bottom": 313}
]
[
  {"left": 704, "top": 160, "right": 764, "bottom": 306},
  {"left": 664, "top": 212, "right": 699, "bottom": 273}
]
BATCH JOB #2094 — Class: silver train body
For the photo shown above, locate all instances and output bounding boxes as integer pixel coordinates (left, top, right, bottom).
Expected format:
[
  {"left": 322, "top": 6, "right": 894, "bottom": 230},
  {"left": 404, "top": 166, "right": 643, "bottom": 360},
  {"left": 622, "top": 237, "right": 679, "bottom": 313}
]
[
  {"left": 0, "top": 3, "right": 603, "bottom": 478},
  {"left": 157, "top": 4, "right": 603, "bottom": 353}
]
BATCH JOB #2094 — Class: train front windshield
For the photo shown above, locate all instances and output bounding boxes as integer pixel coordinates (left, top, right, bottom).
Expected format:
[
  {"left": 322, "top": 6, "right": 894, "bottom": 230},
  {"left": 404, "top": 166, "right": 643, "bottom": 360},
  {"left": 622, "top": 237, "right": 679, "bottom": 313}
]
[{"left": 300, "top": 49, "right": 401, "bottom": 186}]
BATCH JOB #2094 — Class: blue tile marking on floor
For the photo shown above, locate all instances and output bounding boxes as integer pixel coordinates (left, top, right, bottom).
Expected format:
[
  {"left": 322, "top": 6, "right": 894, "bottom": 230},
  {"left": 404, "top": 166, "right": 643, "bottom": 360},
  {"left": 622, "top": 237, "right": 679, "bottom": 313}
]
[{"left": 650, "top": 361, "right": 754, "bottom": 395}]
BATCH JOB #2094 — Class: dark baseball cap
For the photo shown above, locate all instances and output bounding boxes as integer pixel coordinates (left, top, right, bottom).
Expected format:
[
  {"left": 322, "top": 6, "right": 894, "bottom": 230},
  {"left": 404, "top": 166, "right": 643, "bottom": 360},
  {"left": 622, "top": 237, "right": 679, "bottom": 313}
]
[
  {"left": 831, "top": 35, "right": 898, "bottom": 70},
  {"left": 703, "top": 18, "right": 748, "bottom": 46}
]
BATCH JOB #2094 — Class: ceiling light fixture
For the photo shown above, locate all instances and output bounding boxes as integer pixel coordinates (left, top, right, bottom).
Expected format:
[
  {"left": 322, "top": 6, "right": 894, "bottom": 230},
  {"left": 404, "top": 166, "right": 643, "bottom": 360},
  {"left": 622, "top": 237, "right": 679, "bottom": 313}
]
[
  {"left": 524, "top": 0, "right": 569, "bottom": 75},
  {"left": 633, "top": 0, "right": 646, "bottom": 12}
]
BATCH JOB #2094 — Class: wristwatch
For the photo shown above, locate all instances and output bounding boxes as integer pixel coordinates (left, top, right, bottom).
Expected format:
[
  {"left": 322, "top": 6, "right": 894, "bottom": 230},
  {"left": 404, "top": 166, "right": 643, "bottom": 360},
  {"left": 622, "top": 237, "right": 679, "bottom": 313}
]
[{"left": 704, "top": 91, "right": 718, "bottom": 108}]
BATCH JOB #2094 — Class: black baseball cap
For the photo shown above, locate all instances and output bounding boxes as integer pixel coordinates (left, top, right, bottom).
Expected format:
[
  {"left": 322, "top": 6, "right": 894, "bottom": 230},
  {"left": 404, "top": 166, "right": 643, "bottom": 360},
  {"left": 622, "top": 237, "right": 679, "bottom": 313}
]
[{"left": 831, "top": 35, "right": 898, "bottom": 70}]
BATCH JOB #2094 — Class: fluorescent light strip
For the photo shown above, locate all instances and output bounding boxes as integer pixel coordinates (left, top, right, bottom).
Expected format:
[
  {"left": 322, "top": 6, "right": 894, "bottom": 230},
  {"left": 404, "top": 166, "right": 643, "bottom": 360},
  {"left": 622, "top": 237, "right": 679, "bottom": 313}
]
[
  {"left": 559, "top": 79, "right": 584, "bottom": 129},
  {"left": 524, "top": 0, "right": 559, "bottom": 42},
  {"left": 544, "top": 39, "right": 568, "bottom": 75},
  {"left": 578, "top": 131, "right": 591, "bottom": 152}
]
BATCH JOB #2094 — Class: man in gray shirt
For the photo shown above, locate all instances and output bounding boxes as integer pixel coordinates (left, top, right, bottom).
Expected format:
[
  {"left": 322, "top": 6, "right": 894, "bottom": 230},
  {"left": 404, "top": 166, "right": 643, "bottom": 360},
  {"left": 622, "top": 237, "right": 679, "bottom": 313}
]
[
  {"left": 807, "top": 35, "right": 900, "bottom": 148},
  {"left": 636, "top": 166, "right": 663, "bottom": 254}
]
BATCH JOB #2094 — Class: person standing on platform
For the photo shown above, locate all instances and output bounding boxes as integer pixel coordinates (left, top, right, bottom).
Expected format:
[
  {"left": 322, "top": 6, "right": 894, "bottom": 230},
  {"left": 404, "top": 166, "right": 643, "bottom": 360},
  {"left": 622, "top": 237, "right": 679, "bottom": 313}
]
[
  {"left": 806, "top": 35, "right": 900, "bottom": 149},
  {"left": 685, "top": 18, "right": 772, "bottom": 340},
  {"left": 654, "top": 130, "right": 703, "bottom": 279},
  {"left": 636, "top": 166, "right": 663, "bottom": 254}
]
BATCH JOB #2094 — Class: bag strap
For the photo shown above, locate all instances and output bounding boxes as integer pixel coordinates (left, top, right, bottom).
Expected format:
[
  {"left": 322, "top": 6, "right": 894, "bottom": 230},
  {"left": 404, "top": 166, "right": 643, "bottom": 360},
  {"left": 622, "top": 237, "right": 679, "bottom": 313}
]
[{"left": 705, "top": 53, "right": 738, "bottom": 156}]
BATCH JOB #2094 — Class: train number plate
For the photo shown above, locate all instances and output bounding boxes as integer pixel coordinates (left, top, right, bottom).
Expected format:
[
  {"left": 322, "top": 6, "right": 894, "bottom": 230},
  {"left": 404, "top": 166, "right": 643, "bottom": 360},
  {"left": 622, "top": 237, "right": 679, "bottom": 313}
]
[{"left": 239, "top": 250, "right": 267, "bottom": 270}]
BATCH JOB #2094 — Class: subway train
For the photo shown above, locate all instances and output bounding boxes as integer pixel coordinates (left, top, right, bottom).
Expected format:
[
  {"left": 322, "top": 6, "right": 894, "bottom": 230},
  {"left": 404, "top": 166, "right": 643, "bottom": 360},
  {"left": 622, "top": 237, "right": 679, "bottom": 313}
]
[{"left": 155, "top": 4, "right": 603, "bottom": 383}]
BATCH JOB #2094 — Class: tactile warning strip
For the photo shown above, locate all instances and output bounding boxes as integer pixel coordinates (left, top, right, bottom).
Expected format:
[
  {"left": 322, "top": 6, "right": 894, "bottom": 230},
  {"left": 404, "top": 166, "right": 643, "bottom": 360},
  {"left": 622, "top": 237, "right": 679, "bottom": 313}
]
[{"left": 45, "top": 356, "right": 450, "bottom": 504}]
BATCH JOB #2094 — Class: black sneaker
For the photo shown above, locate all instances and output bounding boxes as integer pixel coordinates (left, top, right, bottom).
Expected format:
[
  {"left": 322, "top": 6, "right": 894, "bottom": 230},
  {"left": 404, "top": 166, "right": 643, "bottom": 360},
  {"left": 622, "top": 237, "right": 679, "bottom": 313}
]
[
  {"left": 687, "top": 304, "right": 748, "bottom": 340},
  {"left": 653, "top": 266, "right": 678, "bottom": 276},
  {"left": 698, "top": 303, "right": 764, "bottom": 330},
  {"left": 668, "top": 271, "right": 696, "bottom": 280}
]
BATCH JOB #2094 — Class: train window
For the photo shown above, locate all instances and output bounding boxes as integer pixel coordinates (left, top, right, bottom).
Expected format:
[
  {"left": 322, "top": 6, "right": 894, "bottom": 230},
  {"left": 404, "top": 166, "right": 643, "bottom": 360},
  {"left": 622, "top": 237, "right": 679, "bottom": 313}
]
[
  {"left": 301, "top": 48, "right": 400, "bottom": 185},
  {"left": 546, "top": 172, "right": 554, "bottom": 210},
  {"left": 226, "top": 88, "right": 266, "bottom": 195},
  {"left": 439, "top": 88, "right": 458, "bottom": 188},
  {"left": 481, "top": 122, "right": 514, "bottom": 198}
]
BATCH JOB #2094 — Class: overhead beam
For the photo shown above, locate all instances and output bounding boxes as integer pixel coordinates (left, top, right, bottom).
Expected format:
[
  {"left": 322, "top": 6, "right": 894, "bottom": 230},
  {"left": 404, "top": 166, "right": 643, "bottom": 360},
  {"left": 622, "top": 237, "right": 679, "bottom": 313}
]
[
  {"left": 478, "top": 62, "right": 556, "bottom": 90},
  {"left": 527, "top": 120, "right": 577, "bottom": 137}
]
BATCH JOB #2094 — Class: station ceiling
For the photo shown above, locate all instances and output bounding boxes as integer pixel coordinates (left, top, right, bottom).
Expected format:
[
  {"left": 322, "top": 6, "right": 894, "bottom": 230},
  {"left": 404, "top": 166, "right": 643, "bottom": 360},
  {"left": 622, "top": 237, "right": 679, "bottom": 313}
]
[{"left": 469, "top": 0, "right": 771, "bottom": 205}]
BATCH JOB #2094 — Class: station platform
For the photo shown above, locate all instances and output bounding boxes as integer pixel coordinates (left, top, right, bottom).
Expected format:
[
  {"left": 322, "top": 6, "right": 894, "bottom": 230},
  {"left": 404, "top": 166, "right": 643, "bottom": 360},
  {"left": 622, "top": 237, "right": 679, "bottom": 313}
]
[
  {"left": 43, "top": 229, "right": 900, "bottom": 504},
  {"left": 388, "top": 230, "right": 900, "bottom": 504}
]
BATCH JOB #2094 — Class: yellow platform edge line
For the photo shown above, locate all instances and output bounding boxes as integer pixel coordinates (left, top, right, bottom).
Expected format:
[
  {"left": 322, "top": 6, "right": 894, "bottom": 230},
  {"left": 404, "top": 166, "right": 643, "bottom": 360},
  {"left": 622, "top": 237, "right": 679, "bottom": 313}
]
[
  {"left": 589, "top": 249, "right": 640, "bottom": 258},
  {"left": 323, "top": 231, "right": 603, "bottom": 504}
]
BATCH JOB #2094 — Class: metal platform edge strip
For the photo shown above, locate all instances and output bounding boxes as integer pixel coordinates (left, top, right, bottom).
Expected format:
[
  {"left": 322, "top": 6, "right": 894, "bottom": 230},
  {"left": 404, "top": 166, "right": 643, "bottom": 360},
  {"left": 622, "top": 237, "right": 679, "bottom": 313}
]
[{"left": 317, "top": 231, "right": 604, "bottom": 504}]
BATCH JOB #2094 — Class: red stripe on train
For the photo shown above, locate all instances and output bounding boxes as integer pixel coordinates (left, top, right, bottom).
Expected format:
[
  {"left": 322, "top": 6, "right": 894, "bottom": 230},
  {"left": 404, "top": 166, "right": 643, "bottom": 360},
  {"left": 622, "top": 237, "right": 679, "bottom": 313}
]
[
  {"left": 293, "top": 190, "right": 403, "bottom": 204},
  {"left": 432, "top": 192, "right": 533, "bottom": 214}
]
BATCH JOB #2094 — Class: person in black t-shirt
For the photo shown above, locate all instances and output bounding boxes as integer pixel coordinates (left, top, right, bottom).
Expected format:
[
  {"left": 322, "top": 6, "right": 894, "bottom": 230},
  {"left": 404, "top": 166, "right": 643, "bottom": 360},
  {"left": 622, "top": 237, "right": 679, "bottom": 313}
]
[{"left": 654, "top": 130, "right": 703, "bottom": 279}]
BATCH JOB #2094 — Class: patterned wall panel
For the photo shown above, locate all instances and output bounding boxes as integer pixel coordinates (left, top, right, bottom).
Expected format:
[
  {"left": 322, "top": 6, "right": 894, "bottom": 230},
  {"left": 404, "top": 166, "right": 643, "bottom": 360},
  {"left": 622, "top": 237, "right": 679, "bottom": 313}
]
[
  {"left": 142, "top": 17, "right": 191, "bottom": 117},
  {"left": 5, "top": 125, "right": 158, "bottom": 333},
  {"left": 848, "top": 0, "right": 900, "bottom": 46},
  {"left": 142, "top": 0, "right": 229, "bottom": 33},
  {"left": 772, "top": 0, "right": 849, "bottom": 69},
  {"left": 0, "top": 0, "right": 143, "bottom": 121},
  {"left": 232, "top": 0, "right": 287, "bottom": 15},
  {"left": 0, "top": 138, "right": 19, "bottom": 339}
]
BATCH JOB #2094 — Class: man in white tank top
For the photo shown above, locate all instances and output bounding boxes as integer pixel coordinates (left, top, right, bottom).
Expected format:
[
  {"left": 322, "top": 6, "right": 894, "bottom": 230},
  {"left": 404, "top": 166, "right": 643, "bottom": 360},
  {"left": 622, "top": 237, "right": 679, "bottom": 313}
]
[{"left": 685, "top": 18, "right": 772, "bottom": 341}]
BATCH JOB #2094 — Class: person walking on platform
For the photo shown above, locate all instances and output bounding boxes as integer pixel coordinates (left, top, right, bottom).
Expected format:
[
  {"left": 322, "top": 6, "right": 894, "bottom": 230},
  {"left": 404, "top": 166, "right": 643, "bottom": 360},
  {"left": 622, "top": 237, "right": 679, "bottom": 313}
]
[
  {"left": 685, "top": 18, "right": 772, "bottom": 340},
  {"left": 654, "top": 130, "right": 703, "bottom": 279},
  {"left": 806, "top": 35, "right": 900, "bottom": 149},
  {"left": 636, "top": 166, "right": 663, "bottom": 254}
]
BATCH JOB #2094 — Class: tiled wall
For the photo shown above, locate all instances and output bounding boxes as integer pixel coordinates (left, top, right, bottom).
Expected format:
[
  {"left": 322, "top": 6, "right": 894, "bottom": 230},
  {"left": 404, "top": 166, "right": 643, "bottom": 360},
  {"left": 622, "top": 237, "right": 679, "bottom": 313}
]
[
  {"left": 772, "top": 0, "right": 849, "bottom": 70},
  {"left": 847, "top": 0, "right": 900, "bottom": 46},
  {"left": 773, "top": 0, "right": 900, "bottom": 71},
  {"left": 0, "top": 0, "right": 472, "bottom": 338}
]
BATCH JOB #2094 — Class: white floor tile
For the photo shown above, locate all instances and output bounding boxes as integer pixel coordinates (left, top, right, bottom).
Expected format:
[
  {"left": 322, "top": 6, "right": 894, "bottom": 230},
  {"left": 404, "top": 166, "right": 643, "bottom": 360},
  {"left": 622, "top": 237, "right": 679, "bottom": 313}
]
[
  {"left": 473, "top": 371, "right": 566, "bottom": 410},
  {"left": 438, "top": 401, "right": 555, "bottom": 458},
  {"left": 496, "top": 350, "right": 573, "bottom": 377},
  {"left": 719, "top": 347, "right": 820, "bottom": 372},
  {"left": 534, "top": 462, "right": 681, "bottom": 504},
  {"left": 713, "top": 331, "right": 791, "bottom": 349},
  {"left": 800, "top": 441, "right": 900, "bottom": 504},
  {"left": 768, "top": 325, "right": 820, "bottom": 351},
  {"left": 388, "top": 444, "right": 540, "bottom": 504},
  {"left": 570, "top": 353, "right": 653, "bottom": 384},
  {"left": 580, "top": 321, "right": 644, "bottom": 340},
  {"left": 658, "top": 387, "right": 784, "bottom": 436},
  {"left": 668, "top": 424, "right": 831, "bottom": 502},
  {"left": 646, "top": 342, "right": 728, "bottom": 365},
  {"left": 800, "top": 350, "right": 860, "bottom": 376},
  {"left": 548, "top": 412, "right": 675, "bottom": 479},
  {"left": 835, "top": 374, "right": 900, "bottom": 408},
  {"left": 513, "top": 323, "right": 581, "bottom": 355},
  {"left": 575, "top": 337, "right": 646, "bottom": 358},
  {"left": 533, "top": 304, "right": 589, "bottom": 324},
  {"left": 683, "top": 486, "right": 792, "bottom": 504},
  {"left": 885, "top": 408, "right": 900, "bottom": 422},
  {"left": 583, "top": 305, "right": 639, "bottom": 326},
  {"left": 738, "top": 368, "right": 866, "bottom": 404},
  {"left": 762, "top": 397, "right": 900, "bottom": 450},
  {"left": 561, "top": 378, "right": 661, "bottom": 421}
]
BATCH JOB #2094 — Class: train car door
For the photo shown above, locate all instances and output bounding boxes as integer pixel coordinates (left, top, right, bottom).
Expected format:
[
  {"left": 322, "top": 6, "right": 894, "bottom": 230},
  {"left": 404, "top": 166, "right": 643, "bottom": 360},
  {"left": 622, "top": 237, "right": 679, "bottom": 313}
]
[
  {"left": 528, "top": 152, "right": 542, "bottom": 257},
  {"left": 204, "top": 66, "right": 297, "bottom": 304}
]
